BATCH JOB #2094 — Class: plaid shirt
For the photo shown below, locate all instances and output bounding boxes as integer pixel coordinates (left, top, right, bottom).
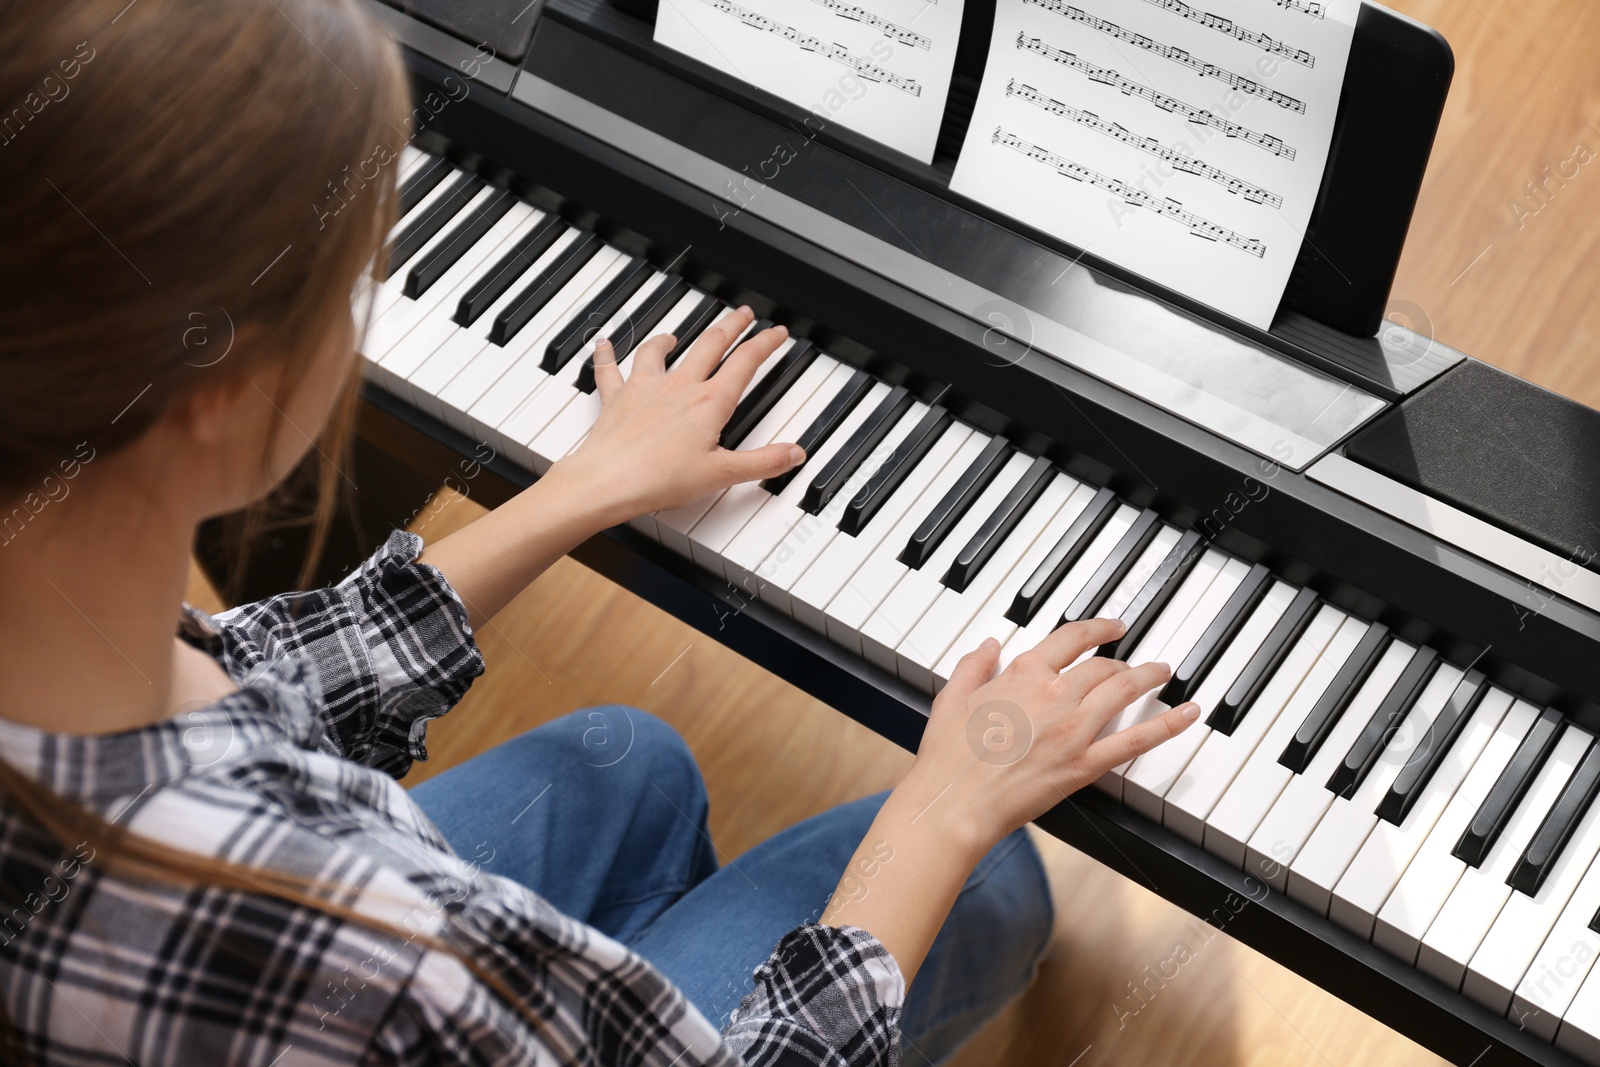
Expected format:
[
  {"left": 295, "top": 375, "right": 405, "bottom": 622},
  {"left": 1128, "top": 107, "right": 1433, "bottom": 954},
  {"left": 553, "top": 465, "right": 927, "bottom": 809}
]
[{"left": 0, "top": 531, "right": 903, "bottom": 1066}]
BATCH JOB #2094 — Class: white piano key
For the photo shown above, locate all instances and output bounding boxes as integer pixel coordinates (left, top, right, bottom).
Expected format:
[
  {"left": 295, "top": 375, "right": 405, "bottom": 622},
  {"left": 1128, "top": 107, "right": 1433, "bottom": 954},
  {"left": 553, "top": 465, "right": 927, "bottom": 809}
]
[
  {"left": 896, "top": 473, "right": 1079, "bottom": 693},
  {"left": 1092, "top": 552, "right": 1248, "bottom": 800},
  {"left": 528, "top": 289, "right": 720, "bottom": 472},
  {"left": 1123, "top": 580, "right": 1297, "bottom": 823},
  {"left": 858, "top": 451, "right": 1039, "bottom": 675},
  {"left": 1201, "top": 611, "right": 1364, "bottom": 868},
  {"left": 1513, "top": 822, "right": 1600, "bottom": 1041},
  {"left": 1284, "top": 662, "right": 1466, "bottom": 916},
  {"left": 1371, "top": 699, "right": 1541, "bottom": 964},
  {"left": 804, "top": 429, "right": 987, "bottom": 648},
  {"left": 680, "top": 365, "right": 869, "bottom": 572},
  {"left": 503, "top": 269, "right": 671, "bottom": 471},
  {"left": 1416, "top": 726, "right": 1590, "bottom": 989},
  {"left": 369, "top": 199, "right": 541, "bottom": 394},
  {"left": 928, "top": 481, "right": 1102, "bottom": 692},
  {"left": 995, "top": 506, "right": 1140, "bottom": 673},
  {"left": 397, "top": 145, "right": 428, "bottom": 181},
  {"left": 717, "top": 381, "right": 895, "bottom": 591},
  {"left": 1552, "top": 910, "right": 1600, "bottom": 1056},
  {"left": 651, "top": 355, "right": 843, "bottom": 555},
  {"left": 1467, "top": 745, "right": 1600, "bottom": 1015},
  {"left": 1165, "top": 604, "right": 1345, "bottom": 848},
  {"left": 424, "top": 227, "right": 588, "bottom": 430},
  {"left": 755, "top": 400, "right": 932, "bottom": 617},
  {"left": 1243, "top": 638, "right": 1417, "bottom": 891},
  {"left": 1329, "top": 688, "right": 1516, "bottom": 940},
  {"left": 462, "top": 249, "right": 629, "bottom": 457},
  {"left": 370, "top": 167, "right": 466, "bottom": 320}
]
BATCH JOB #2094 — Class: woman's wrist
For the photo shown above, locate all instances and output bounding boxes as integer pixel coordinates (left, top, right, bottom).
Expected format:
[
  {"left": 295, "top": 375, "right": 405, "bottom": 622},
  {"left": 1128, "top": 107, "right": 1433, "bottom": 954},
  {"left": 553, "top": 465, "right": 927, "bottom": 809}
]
[
  {"left": 881, "top": 768, "right": 1000, "bottom": 869},
  {"left": 536, "top": 454, "right": 638, "bottom": 531}
]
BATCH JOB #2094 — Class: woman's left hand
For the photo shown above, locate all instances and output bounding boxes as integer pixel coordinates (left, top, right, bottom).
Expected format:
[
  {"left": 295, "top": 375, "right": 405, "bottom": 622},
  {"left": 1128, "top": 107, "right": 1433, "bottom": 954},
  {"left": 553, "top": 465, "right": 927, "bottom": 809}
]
[{"left": 556, "top": 306, "right": 805, "bottom": 521}]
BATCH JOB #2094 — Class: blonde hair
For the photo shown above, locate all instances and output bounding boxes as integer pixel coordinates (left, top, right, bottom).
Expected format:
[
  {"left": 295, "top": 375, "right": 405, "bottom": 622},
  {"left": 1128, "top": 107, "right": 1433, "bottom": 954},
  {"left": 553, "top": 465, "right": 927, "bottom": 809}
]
[{"left": 0, "top": 1, "right": 547, "bottom": 1059}]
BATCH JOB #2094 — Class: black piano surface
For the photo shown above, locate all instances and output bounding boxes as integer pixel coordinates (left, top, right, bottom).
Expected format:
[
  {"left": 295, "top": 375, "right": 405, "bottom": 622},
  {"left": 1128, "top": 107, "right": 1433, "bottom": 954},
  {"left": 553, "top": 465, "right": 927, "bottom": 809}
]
[{"left": 285, "top": 2, "right": 1600, "bottom": 1064}]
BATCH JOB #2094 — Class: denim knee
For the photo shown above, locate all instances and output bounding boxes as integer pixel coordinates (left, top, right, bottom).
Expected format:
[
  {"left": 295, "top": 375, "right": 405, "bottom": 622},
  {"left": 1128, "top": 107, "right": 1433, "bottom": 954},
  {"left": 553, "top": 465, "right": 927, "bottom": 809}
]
[
  {"left": 551, "top": 705, "right": 707, "bottom": 812},
  {"left": 962, "top": 827, "right": 1055, "bottom": 973}
]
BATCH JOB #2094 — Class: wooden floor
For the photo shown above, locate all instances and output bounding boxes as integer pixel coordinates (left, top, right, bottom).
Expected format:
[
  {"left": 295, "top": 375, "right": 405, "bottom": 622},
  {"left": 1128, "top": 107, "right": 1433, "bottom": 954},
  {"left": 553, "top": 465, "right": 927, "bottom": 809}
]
[{"left": 188, "top": 2, "right": 1600, "bottom": 1062}]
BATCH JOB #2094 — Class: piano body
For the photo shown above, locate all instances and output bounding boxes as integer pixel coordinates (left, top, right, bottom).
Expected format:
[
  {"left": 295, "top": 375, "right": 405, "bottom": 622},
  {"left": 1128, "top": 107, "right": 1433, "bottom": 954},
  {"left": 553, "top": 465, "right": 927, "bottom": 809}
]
[{"left": 299, "top": 0, "right": 1600, "bottom": 1062}]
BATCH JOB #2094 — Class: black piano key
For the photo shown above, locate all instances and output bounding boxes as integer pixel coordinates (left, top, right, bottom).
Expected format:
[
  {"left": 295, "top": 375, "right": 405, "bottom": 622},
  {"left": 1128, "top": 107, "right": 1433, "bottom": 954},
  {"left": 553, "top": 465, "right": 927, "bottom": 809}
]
[
  {"left": 1510, "top": 740, "right": 1600, "bottom": 896},
  {"left": 541, "top": 257, "right": 655, "bottom": 374},
  {"left": 398, "top": 154, "right": 450, "bottom": 216},
  {"left": 721, "top": 341, "right": 820, "bottom": 449},
  {"left": 1325, "top": 645, "right": 1442, "bottom": 800},
  {"left": 942, "top": 455, "right": 1055, "bottom": 593},
  {"left": 576, "top": 276, "right": 691, "bottom": 393},
  {"left": 1097, "top": 529, "right": 1206, "bottom": 660},
  {"left": 662, "top": 296, "right": 725, "bottom": 370},
  {"left": 1059, "top": 509, "right": 1163, "bottom": 625},
  {"left": 898, "top": 436, "right": 1012, "bottom": 570},
  {"left": 1376, "top": 670, "right": 1490, "bottom": 826},
  {"left": 454, "top": 215, "right": 568, "bottom": 327},
  {"left": 801, "top": 386, "right": 915, "bottom": 514},
  {"left": 386, "top": 173, "right": 484, "bottom": 279},
  {"left": 761, "top": 370, "right": 875, "bottom": 495},
  {"left": 1278, "top": 623, "right": 1393, "bottom": 775},
  {"left": 404, "top": 188, "right": 516, "bottom": 299},
  {"left": 840, "top": 406, "right": 951, "bottom": 537},
  {"left": 487, "top": 232, "right": 603, "bottom": 346},
  {"left": 1005, "top": 487, "right": 1119, "bottom": 626},
  {"left": 1454, "top": 708, "right": 1566, "bottom": 868},
  {"left": 1209, "top": 586, "right": 1320, "bottom": 736},
  {"left": 1160, "top": 563, "right": 1271, "bottom": 705}
]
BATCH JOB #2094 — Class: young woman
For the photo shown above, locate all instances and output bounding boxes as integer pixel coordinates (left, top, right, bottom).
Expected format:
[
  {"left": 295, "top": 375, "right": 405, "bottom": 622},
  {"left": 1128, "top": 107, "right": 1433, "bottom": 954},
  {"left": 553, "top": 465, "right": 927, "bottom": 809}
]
[{"left": 0, "top": 1, "right": 1200, "bottom": 1063}]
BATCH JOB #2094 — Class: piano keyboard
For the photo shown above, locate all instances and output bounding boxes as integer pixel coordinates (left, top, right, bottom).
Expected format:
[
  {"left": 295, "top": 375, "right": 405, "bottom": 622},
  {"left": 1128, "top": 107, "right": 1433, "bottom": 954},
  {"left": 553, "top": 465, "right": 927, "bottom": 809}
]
[{"left": 364, "top": 149, "right": 1600, "bottom": 1064}]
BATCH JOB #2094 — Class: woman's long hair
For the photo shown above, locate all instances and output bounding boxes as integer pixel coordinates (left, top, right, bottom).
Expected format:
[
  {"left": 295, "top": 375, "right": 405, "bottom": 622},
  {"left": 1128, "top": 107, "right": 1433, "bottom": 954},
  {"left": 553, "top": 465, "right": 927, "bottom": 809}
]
[{"left": 0, "top": 1, "right": 543, "bottom": 1060}]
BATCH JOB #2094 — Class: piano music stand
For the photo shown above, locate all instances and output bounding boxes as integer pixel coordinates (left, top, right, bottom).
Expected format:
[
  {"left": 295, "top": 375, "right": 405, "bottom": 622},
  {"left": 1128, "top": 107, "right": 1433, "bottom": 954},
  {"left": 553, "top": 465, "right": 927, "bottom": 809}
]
[{"left": 612, "top": 0, "right": 1453, "bottom": 338}]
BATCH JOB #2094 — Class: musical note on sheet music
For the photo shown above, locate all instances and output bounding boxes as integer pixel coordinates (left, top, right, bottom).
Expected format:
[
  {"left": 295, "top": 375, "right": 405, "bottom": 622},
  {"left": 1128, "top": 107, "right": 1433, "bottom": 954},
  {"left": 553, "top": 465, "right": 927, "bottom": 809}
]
[
  {"left": 693, "top": 0, "right": 923, "bottom": 94},
  {"left": 992, "top": 127, "right": 1268, "bottom": 256},
  {"left": 1016, "top": 34, "right": 1296, "bottom": 157},
  {"left": 1141, "top": 0, "right": 1316, "bottom": 65},
  {"left": 1021, "top": 0, "right": 1311, "bottom": 108},
  {"left": 654, "top": 0, "right": 965, "bottom": 162},
  {"left": 810, "top": 0, "right": 930, "bottom": 51},
  {"left": 950, "top": 0, "right": 1359, "bottom": 329},
  {"left": 1006, "top": 80, "right": 1284, "bottom": 206}
]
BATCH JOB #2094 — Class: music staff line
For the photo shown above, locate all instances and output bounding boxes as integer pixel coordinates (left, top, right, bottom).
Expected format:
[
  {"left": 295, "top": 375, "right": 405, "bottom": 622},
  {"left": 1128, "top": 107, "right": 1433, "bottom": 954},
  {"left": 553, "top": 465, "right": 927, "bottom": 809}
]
[
  {"left": 810, "top": 0, "right": 929, "bottom": 51},
  {"left": 1017, "top": 33, "right": 1297, "bottom": 159},
  {"left": 697, "top": 0, "right": 923, "bottom": 96},
  {"left": 1021, "top": 0, "right": 1308, "bottom": 112},
  {"left": 992, "top": 127, "right": 1267, "bottom": 258},
  {"left": 1006, "top": 79, "right": 1284, "bottom": 207},
  {"left": 1140, "top": 0, "right": 1315, "bottom": 66}
]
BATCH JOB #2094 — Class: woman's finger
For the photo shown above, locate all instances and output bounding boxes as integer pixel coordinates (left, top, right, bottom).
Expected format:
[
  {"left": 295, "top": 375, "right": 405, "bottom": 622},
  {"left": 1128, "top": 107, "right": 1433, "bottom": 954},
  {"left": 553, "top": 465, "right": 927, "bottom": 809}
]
[
  {"left": 1078, "top": 660, "right": 1172, "bottom": 730},
  {"left": 1054, "top": 655, "right": 1128, "bottom": 703},
  {"left": 630, "top": 332, "right": 675, "bottom": 380},
  {"left": 676, "top": 306, "right": 753, "bottom": 380},
  {"left": 942, "top": 636, "right": 1002, "bottom": 707},
  {"left": 1081, "top": 702, "right": 1200, "bottom": 774},
  {"left": 592, "top": 339, "right": 623, "bottom": 402},
  {"left": 715, "top": 441, "right": 804, "bottom": 488},
  {"left": 1026, "top": 617, "right": 1125, "bottom": 674},
  {"left": 713, "top": 324, "right": 789, "bottom": 403}
]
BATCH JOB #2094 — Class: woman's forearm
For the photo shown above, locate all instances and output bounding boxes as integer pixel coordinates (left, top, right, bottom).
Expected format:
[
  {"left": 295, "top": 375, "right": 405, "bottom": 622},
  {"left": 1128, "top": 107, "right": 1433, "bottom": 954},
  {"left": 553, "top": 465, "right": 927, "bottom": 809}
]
[
  {"left": 820, "top": 777, "right": 993, "bottom": 986},
  {"left": 416, "top": 458, "right": 625, "bottom": 631}
]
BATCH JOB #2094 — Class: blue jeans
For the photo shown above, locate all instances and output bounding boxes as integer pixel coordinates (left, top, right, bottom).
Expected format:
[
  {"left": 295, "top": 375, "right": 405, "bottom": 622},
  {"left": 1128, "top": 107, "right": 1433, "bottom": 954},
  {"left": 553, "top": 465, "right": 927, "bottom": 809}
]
[{"left": 410, "top": 706, "right": 1054, "bottom": 1065}]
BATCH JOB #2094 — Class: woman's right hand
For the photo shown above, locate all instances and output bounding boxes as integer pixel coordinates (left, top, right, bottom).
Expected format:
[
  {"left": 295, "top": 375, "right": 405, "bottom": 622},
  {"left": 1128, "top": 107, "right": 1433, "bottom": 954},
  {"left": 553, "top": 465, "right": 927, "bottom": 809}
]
[{"left": 901, "top": 617, "right": 1200, "bottom": 853}]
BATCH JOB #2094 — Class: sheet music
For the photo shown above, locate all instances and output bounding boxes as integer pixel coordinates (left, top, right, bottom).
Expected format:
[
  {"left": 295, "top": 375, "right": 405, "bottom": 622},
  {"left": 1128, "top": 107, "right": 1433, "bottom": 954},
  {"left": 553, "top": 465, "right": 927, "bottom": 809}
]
[
  {"left": 950, "top": 0, "right": 1359, "bottom": 328},
  {"left": 654, "top": 0, "right": 965, "bottom": 163}
]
